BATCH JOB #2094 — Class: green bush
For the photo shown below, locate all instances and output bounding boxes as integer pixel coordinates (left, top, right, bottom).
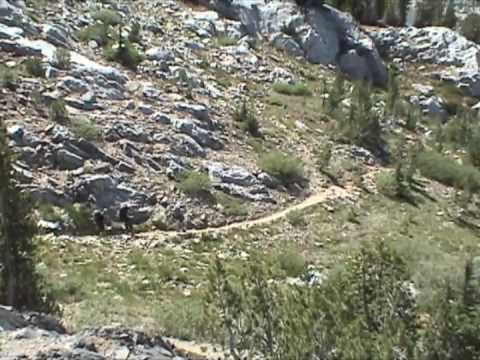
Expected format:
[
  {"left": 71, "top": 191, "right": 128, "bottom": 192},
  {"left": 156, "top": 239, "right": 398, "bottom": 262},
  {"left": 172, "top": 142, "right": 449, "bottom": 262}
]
[
  {"left": 52, "top": 48, "right": 71, "bottom": 70},
  {"left": 215, "top": 35, "right": 237, "bottom": 47},
  {"left": 71, "top": 118, "right": 102, "bottom": 142},
  {"left": 178, "top": 171, "right": 211, "bottom": 196},
  {"left": 468, "top": 128, "right": 480, "bottom": 168},
  {"left": 65, "top": 204, "right": 95, "bottom": 236},
  {"left": 287, "top": 210, "right": 306, "bottom": 227},
  {"left": 277, "top": 249, "right": 306, "bottom": 277},
  {"left": 104, "top": 42, "right": 143, "bottom": 71},
  {"left": 37, "top": 204, "right": 63, "bottom": 223},
  {"left": 49, "top": 99, "right": 69, "bottom": 124},
  {"left": 259, "top": 151, "right": 304, "bottom": 185},
  {"left": 216, "top": 193, "right": 248, "bottom": 217},
  {"left": 416, "top": 151, "right": 480, "bottom": 191},
  {"left": 92, "top": 9, "right": 122, "bottom": 26},
  {"left": 24, "top": 57, "right": 45, "bottom": 78},
  {"left": 438, "top": 83, "right": 465, "bottom": 116},
  {"left": 273, "top": 82, "right": 312, "bottom": 96},
  {"left": 0, "top": 65, "right": 17, "bottom": 90},
  {"left": 461, "top": 13, "right": 480, "bottom": 44},
  {"left": 233, "top": 101, "right": 260, "bottom": 137},
  {"left": 375, "top": 171, "right": 398, "bottom": 198},
  {"left": 78, "top": 23, "right": 109, "bottom": 46},
  {"left": 204, "top": 241, "right": 418, "bottom": 360},
  {"left": 128, "top": 22, "right": 141, "bottom": 44}
]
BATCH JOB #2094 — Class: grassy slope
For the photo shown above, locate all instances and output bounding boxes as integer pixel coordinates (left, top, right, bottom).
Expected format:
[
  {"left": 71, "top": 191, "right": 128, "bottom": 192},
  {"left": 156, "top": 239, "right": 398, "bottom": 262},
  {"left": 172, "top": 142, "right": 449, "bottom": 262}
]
[
  {"left": 38, "top": 176, "right": 480, "bottom": 339},
  {"left": 28, "top": 19, "right": 479, "bottom": 343}
]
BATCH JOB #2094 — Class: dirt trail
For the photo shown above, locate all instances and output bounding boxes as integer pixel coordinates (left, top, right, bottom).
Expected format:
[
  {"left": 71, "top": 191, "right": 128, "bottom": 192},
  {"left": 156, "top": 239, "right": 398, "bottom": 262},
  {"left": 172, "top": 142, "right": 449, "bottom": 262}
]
[{"left": 137, "top": 184, "right": 352, "bottom": 241}]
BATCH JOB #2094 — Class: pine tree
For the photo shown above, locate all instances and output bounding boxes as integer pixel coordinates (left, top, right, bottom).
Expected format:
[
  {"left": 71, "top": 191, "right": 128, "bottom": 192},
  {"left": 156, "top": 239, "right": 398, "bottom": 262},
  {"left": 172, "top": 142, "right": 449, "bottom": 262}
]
[{"left": 0, "top": 120, "right": 56, "bottom": 312}]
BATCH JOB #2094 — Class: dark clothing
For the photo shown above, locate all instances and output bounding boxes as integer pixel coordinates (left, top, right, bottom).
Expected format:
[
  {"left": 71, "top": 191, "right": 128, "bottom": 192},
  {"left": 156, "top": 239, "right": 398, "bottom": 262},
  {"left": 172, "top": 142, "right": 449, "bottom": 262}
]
[
  {"left": 119, "top": 206, "right": 133, "bottom": 233},
  {"left": 93, "top": 211, "right": 105, "bottom": 233}
]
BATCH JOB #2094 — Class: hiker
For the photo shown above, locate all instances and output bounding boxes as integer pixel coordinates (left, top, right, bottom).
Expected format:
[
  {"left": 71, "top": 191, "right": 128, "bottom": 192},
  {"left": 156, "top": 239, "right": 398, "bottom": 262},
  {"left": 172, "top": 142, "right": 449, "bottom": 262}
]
[
  {"left": 119, "top": 204, "right": 133, "bottom": 233},
  {"left": 93, "top": 209, "right": 105, "bottom": 234}
]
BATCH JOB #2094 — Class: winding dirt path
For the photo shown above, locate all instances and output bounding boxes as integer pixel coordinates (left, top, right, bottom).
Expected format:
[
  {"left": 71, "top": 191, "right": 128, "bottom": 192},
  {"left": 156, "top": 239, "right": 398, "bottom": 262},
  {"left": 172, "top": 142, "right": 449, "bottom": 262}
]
[{"left": 135, "top": 184, "right": 353, "bottom": 243}]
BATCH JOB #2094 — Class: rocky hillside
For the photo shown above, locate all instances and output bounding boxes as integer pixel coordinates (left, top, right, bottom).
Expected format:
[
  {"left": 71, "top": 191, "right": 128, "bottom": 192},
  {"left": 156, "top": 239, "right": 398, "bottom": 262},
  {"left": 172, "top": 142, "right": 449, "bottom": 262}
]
[
  {"left": 2, "top": 0, "right": 480, "bottom": 359},
  {"left": 0, "top": 0, "right": 391, "bottom": 233}
]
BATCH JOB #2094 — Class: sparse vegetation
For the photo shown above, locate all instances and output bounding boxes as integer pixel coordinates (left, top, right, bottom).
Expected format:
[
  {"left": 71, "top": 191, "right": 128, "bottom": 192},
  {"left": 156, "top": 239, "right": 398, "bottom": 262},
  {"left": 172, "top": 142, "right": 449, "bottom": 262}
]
[
  {"left": 416, "top": 151, "right": 480, "bottom": 191},
  {"left": 52, "top": 48, "right": 71, "bottom": 70},
  {"left": 65, "top": 204, "right": 96, "bottom": 236},
  {"left": 24, "top": 57, "right": 45, "bottom": 78},
  {"left": 259, "top": 151, "right": 304, "bottom": 185},
  {"left": 215, "top": 35, "right": 237, "bottom": 47},
  {"left": 287, "top": 209, "right": 307, "bottom": 227},
  {"left": 375, "top": 170, "right": 398, "bottom": 197},
  {"left": 233, "top": 101, "right": 261, "bottom": 137},
  {"left": 178, "top": 170, "right": 211, "bottom": 196},
  {"left": 71, "top": 118, "right": 102, "bottom": 142},
  {"left": 0, "top": 65, "right": 17, "bottom": 90},
  {"left": 105, "top": 40, "right": 143, "bottom": 71},
  {"left": 37, "top": 204, "right": 63, "bottom": 223},
  {"left": 78, "top": 23, "right": 109, "bottom": 46},
  {"left": 92, "top": 9, "right": 122, "bottom": 26},
  {"left": 128, "top": 21, "right": 142, "bottom": 44},
  {"left": 216, "top": 193, "right": 248, "bottom": 217},
  {"left": 277, "top": 249, "right": 306, "bottom": 277},
  {"left": 273, "top": 82, "right": 312, "bottom": 96},
  {"left": 49, "top": 99, "right": 69, "bottom": 124}
]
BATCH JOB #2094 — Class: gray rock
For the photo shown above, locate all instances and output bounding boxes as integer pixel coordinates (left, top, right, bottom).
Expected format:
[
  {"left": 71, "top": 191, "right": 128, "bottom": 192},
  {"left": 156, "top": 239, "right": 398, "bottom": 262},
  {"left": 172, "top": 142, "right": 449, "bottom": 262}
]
[
  {"left": 0, "top": 0, "right": 17, "bottom": 18},
  {"left": 270, "top": 32, "right": 303, "bottom": 58},
  {"left": 149, "top": 207, "right": 169, "bottom": 230},
  {"left": 203, "top": 0, "right": 387, "bottom": 86},
  {"left": 369, "top": 26, "right": 480, "bottom": 95},
  {"left": 170, "top": 134, "right": 206, "bottom": 158},
  {"left": 155, "top": 154, "right": 189, "bottom": 179},
  {"left": 472, "top": 102, "right": 480, "bottom": 114},
  {"left": 410, "top": 94, "right": 448, "bottom": 120},
  {"left": 43, "top": 24, "right": 72, "bottom": 49},
  {"left": 216, "top": 182, "right": 274, "bottom": 202},
  {"left": 138, "top": 104, "right": 154, "bottom": 115},
  {"left": 65, "top": 92, "right": 102, "bottom": 111},
  {"left": 0, "top": 306, "right": 28, "bottom": 331},
  {"left": 71, "top": 138, "right": 116, "bottom": 164},
  {"left": 258, "top": 172, "right": 280, "bottom": 189},
  {"left": 26, "top": 185, "right": 73, "bottom": 207},
  {"left": 7, "top": 125, "right": 24, "bottom": 143},
  {"left": 369, "top": 26, "right": 480, "bottom": 68},
  {"left": 55, "top": 148, "right": 85, "bottom": 170},
  {"left": 33, "top": 349, "right": 105, "bottom": 360},
  {"left": 105, "top": 122, "right": 151, "bottom": 143},
  {"left": 72, "top": 175, "right": 149, "bottom": 213},
  {"left": 145, "top": 47, "right": 174, "bottom": 61},
  {"left": 0, "top": 23, "right": 23, "bottom": 39},
  {"left": 152, "top": 112, "right": 172, "bottom": 125},
  {"left": 206, "top": 161, "right": 258, "bottom": 187},
  {"left": 142, "top": 84, "right": 163, "bottom": 100},
  {"left": 57, "top": 76, "right": 90, "bottom": 93},
  {"left": 174, "top": 102, "right": 211, "bottom": 123},
  {"left": 0, "top": 37, "right": 127, "bottom": 89},
  {"left": 129, "top": 206, "right": 154, "bottom": 225},
  {"left": 268, "top": 67, "right": 295, "bottom": 84},
  {"left": 172, "top": 118, "right": 223, "bottom": 150}
]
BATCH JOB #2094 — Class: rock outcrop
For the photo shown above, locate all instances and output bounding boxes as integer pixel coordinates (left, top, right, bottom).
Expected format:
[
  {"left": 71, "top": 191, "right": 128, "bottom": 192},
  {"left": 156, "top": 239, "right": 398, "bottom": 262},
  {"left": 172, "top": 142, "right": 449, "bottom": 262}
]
[
  {"left": 200, "top": 0, "right": 388, "bottom": 86},
  {"left": 0, "top": 307, "right": 187, "bottom": 360},
  {"left": 369, "top": 26, "right": 480, "bottom": 97}
]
